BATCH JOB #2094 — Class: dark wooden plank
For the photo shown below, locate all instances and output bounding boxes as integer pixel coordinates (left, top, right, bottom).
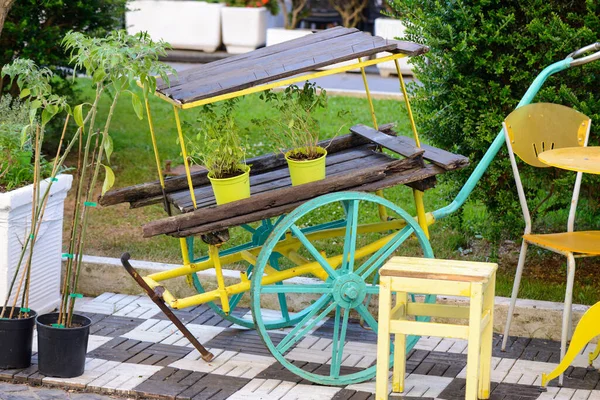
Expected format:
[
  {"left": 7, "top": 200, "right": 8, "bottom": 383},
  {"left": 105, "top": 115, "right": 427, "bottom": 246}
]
[
  {"left": 157, "top": 27, "right": 355, "bottom": 90},
  {"left": 350, "top": 124, "right": 470, "bottom": 170},
  {"left": 166, "top": 33, "right": 394, "bottom": 103},
  {"left": 99, "top": 132, "right": 369, "bottom": 207},
  {"left": 143, "top": 154, "right": 425, "bottom": 238},
  {"left": 385, "top": 39, "right": 429, "bottom": 56},
  {"left": 165, "top": 163, "right": 437, "bottom": 238},
  {"left": 168, "top": 145, "right": 383, "bottom": 211},
  {"left": 350, "top": 124, "right": 421, "bottom": 158},
  {"left": 177, "top": 152, "right": 396, "bottom": 212}
]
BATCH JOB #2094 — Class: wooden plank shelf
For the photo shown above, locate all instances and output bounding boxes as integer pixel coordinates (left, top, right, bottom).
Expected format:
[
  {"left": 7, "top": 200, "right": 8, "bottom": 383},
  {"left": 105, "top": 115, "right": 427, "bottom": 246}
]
[
  {"left": 101, "top": 124, "right": 468, "bottom": 239},
  {"left": 156, "top": 27, "right": 428, "bottom": 105}
]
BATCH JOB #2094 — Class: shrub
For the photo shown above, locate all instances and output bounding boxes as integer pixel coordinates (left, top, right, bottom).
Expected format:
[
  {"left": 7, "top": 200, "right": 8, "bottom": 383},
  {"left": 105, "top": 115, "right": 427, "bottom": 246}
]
[{"left": 387, "top": 0, "right": 600, "bottom": 239}]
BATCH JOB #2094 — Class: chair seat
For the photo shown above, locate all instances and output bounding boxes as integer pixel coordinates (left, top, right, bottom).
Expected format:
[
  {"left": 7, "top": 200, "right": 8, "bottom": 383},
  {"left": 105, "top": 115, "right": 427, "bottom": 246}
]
[{"left": 524, "top": 231, "right": 600, "bottom": 255}]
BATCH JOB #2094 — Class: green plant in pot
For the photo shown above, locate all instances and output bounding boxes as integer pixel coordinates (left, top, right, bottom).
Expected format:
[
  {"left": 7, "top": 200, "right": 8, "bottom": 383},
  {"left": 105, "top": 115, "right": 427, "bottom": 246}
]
[
  {"left": 20, "top": 30, "right": 172, "bottom": 379},
  {"left": 188, "top": 99, "right": 250, "bottom": 205},
  {"left": 0, "top": 60, "right": 77, "bottom": 370},
  {"left": 260, "top": 82, "right": 329, "bottom": 186}
]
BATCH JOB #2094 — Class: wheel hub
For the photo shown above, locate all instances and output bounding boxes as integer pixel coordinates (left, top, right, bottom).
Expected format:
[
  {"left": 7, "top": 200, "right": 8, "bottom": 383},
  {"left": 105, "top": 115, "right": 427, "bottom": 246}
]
[{"left": 332, "top": 273, "right": 367, "bottom": 308}]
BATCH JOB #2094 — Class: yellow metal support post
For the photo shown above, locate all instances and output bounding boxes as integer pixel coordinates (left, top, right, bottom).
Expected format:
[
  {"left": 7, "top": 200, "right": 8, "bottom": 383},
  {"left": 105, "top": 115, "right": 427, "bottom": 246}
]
[
  {"left": 173, "top": 105, "right": 198, "bottom": 209},
  {"left": 208, "top": 245, "right": 230, "bottom": 314},
  {"left": 395, "top": 59, "right": 430, "bottom": 238}
]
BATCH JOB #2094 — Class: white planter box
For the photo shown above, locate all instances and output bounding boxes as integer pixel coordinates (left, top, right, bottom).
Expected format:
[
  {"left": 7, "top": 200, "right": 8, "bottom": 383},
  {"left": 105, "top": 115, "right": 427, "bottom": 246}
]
[
  {"left": 266, "top": 27, "right": 313, "bottom": 47},
  {"left": 221, "top": 7, "right": 269, "bottom": 54},
  {"left": 0, "top": 174, "right": 73, "bottom": 315},
  {"left": 375, "top": 18, "right": 415, "bottom": 76},
  {"left": 126, "top": 1, "right": 223, "bottom": 52}
]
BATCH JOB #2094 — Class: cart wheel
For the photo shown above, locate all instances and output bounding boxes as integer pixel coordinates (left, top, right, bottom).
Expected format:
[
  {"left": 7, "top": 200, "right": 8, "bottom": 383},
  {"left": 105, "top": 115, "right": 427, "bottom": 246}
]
[
  {"left": 190, "top": 218, "right": 329, "bottom": 330},
  {"left": 251, "top": 192, "right": 434, "bottom": 386}
]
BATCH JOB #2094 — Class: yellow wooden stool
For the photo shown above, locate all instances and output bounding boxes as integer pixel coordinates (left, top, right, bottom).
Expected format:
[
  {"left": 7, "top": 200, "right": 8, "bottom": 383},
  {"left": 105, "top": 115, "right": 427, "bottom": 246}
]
[{"left": 375, "top": 257, "right": 498, "bottom": 400}]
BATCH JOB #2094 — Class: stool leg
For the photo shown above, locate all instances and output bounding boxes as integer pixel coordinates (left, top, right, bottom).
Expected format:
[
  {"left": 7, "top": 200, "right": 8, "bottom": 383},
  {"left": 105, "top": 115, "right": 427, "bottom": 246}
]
[
  {"left": 467, "top": 283, "right": 484, "bottom": 400},
  {"left": 392, "top": 291, "right": 408, "bottom": 393},
  {"left": 479, "top": 274, "right": 495, "bottom": 399},
  {"left": 376, "top": 277, "right": 393, "bottom": 400}
]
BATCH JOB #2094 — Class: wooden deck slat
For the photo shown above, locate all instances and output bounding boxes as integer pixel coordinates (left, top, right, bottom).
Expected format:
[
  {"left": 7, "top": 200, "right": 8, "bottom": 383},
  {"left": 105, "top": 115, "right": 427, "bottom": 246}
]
[
  {"left": 157, "top": 26, "right": 356, "bottom": 90},
  {"left": 350, "top": 124, "right": 470, "bottom": 170},
  {"left": 155, "top": 27, "right": 428, "bottom": 104},
  {"left": 164, "top": 31, "right": 373, "bottom": 98},
  {"left": 172, "top": 150, "right": 396, "bottom": 212},
  {"left": 143, "top": 154, "right": 424, "bottom": 238}
]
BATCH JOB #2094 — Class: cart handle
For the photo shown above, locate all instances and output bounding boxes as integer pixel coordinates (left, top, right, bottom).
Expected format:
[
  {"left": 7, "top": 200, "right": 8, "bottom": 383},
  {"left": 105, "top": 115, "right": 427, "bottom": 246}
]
[{"left": 568, "top": 42, "right": 600, "bottom": 66}]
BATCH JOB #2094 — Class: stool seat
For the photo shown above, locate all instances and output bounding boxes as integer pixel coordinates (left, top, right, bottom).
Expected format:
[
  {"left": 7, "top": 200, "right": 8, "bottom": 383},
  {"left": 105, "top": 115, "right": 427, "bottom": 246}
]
[{"left": 381, "top": 257, "right": 497, "bottom": 280}]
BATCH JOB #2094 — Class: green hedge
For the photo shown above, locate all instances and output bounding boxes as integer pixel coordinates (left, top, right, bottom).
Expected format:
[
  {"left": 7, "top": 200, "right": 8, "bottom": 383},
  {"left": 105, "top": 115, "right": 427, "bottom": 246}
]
[{"left": 388, "top": 0, "right": 600, "bottom": 238}]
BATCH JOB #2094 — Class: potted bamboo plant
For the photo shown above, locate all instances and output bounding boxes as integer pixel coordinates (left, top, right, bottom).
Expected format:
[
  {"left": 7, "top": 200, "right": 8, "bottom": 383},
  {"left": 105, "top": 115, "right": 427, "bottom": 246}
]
[
  {"left": 29, "top": 30, "right": 174, "bottom": 379},
  {"left": 189, "top": 99, "right": 250, "bottom": 205},
  {"left": 0, "top": 60, "right": 78, "bottom": 370},
  {"left": 259, "top": 82, "right": 333, "bottom": 186}
]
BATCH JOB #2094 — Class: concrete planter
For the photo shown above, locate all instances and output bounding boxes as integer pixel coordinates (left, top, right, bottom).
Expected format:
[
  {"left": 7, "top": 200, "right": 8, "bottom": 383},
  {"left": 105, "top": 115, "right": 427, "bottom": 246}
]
[
  {"left": 266, "top": 27, "right": 313, "bottom": 47},
  {"left": 221, "top": 7, "right": 269, "bottom": 54},
  {"left": 126, "top": 1, "right": 224, "bottom": 52},
  {"left": 374, "top": 18, "right": 414, "bottom": 76},
  {"left": 0, "top": 174, "right": 73, "bottom": 315}
]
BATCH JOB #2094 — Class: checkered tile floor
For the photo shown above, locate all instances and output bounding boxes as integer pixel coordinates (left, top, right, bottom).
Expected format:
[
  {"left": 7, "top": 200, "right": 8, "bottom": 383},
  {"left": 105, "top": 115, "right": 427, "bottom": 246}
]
[{"left": 1, "top": 293, "right": 599, "bottom": 399}]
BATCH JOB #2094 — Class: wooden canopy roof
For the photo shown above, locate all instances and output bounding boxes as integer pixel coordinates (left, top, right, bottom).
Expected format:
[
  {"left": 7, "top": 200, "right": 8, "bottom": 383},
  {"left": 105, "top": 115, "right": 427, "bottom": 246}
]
[{"left": 156, "top": 26, "right": 428, "bottom": 106}]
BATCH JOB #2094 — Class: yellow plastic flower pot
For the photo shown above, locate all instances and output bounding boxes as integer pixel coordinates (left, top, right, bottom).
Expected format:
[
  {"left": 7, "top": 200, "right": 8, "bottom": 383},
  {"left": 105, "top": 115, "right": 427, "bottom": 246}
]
[
  {"left": 208, "top": 165, "right": 251, "bottom": 205},
  {"left": 285, "top": 147, "right": 327, "bottom": 186}
]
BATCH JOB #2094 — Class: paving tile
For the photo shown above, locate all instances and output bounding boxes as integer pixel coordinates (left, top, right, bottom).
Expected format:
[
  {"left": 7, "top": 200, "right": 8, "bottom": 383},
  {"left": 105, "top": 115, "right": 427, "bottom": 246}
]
[
  {"left": 121, "top": 319, "right": 224, "bottom": 347},
  {"left": 41, "top": 359, "right": 120, "bottom": 389},
  {"left": 503, "top": 359, "right": 558, "bottom": 386},
  {"left": 88, "top": 315, "right": 145, "bottom": 337},
  {"left": 413, "top": 352, "right": 466, "bottom": 378},
  {"left": 177, "top": 373, "right": 250, "bottom": 400},
  {"left": 170, "top": 348, "right": 276, "bottom": 379},
  {"left": 347, "top": 373, "right": 452, "bottom": 397},
  {"left": 134, "top": 367, "right": 205, "bottom": 398},
  {"left": 545, "top": 366, "right": 600, "bottom": 390},
  {"left": 154, "top": 304, "right": 250, "bottom": 328},
  {"left": 86, "top": 362, "right": 162, "bottom": 393},
  {"left": 229, "top": 379, "right": 341, "bottom": 400},
  {"left": 204, "top": 328, "right": 286, "bottom": 356},
  {"left": 86, "top": 337, "right": 153, "bottom": 363},
  {"left": 312, "top": 317, "right": 378, "bottom": 343},
  {"left": 125, "top": 343, "right": 192, "bottom": 366}
]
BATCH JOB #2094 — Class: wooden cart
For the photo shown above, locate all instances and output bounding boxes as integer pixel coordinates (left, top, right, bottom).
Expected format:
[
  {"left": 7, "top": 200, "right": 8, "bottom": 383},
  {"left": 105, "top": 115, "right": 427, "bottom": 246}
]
[{"left": 101, "top": 27, "right": 468, "bottom": 385}]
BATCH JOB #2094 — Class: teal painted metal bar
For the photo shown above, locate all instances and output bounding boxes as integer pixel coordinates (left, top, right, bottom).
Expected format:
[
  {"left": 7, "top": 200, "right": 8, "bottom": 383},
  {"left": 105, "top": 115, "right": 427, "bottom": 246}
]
[{"left": 432, "top": 58, "right": 573, "bottom": 221}]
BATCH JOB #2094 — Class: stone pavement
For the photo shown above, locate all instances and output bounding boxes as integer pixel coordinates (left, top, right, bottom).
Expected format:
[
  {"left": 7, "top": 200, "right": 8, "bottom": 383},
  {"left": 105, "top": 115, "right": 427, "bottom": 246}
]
[
  {"left": 0, "top": 382, "right": 127, "bottom": 399},
  {"left": 0, "top": 292, "right": 599, "bottom": 399}
]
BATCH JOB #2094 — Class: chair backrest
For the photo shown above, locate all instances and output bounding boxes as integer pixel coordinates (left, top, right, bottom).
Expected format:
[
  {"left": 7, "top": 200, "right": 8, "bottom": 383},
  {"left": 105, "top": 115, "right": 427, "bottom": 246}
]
[{"left": 504, "top": 103, "right": 591, "bottom": 167}]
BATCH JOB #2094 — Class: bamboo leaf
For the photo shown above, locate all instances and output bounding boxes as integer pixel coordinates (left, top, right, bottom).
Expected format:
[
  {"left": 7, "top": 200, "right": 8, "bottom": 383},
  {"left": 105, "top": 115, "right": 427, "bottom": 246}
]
[
  {"left": 74, "top": 104, "right": 84, "bottom": 127},
  {"left": 104, "top": 135, "right": 114, "bottom": 164},
  {"left": 131, "top": 92, "right": 143, "bottom": 120},
  {"left": 101, "top": 164, "right": 115, "bottom": 195}
]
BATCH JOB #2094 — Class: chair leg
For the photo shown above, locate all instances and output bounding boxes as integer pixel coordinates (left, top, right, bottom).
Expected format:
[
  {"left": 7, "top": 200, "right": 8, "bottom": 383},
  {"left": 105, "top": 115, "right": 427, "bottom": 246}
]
[
  {"left": 376, "top": 277, "right": 393, "bottom": 400},
  {"left": 466, "top": 283, "right": 484, "bottom": 400},
  {"left": 502, "top": 240, "right": 528, "bottom": 351},
  {"left": 479, "top": 273, "right": 496, "bottom": 399},
  {"left": 558, "top": 253, "right": 576, "bottom": 386},
  {"left": 542, "top": 302, "right": 600, "bottom": 387},
  {"left": 392, "top": 291, "right": 408, "bottom": 393},
  {"left": 590, "top": 341, "right": 600, "bottom": 367}
]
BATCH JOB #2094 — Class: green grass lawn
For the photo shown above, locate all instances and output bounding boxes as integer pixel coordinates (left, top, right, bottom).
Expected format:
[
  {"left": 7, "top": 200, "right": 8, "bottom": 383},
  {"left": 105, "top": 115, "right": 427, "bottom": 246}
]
[{"left": 69, "top": 78, "right": 600, "bottom": 305}]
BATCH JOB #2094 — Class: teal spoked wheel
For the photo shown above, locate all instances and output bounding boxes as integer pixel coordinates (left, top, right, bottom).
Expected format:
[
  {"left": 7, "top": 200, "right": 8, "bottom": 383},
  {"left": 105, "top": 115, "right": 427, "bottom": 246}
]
[
  {"left": 190, "top": 217, "right": 344, "bottom": 330},
  {"left": 251, "top": 192, "right": 435, "bottom": 386}
]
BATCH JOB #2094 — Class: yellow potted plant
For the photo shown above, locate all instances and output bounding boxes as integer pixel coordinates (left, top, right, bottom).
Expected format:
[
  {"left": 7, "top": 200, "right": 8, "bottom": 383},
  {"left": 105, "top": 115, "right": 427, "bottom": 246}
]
[
  {"left": 260, "top": 82, "right": 331, "bottom": 186},
  {"left": 189, "top": 99, "right": 250, "bottom": 205}
]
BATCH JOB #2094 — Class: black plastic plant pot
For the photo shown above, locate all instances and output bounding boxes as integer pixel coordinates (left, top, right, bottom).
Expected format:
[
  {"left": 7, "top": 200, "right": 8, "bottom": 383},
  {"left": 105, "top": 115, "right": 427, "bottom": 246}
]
[
  {"left": 0, "top": 307, "right": 37, "bottom": 369},
  {"left": 36, "top": 313, "right": 91, "bottom": 378}
]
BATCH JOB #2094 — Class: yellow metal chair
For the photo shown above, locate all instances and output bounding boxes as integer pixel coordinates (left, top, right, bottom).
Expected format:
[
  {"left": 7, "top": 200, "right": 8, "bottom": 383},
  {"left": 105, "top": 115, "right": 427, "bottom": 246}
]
[
  {"left": 376, "top": 257, "right": 497, "bottom": 400},
  {"left": 500, "top": 103, "right": 599, "bottom": 385}
]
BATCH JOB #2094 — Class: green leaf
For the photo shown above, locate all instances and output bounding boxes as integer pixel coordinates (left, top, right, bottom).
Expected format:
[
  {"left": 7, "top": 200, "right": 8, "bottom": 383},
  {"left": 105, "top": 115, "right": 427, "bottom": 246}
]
[
  {"left": 74, "top": 104, "right": 84, "bottom": 127},
  {"left": 20, "top": 125, "right": 31, "bottom": 147},
  {"left": 41, "top": 108, "right": 54, "bottom": 126},
  {"left": 19, "top": 88, "right": 31, "bottom": 99},
  {"left": 131, "top": 92, "right": 143, "bottom": 120},
  {"left": 104, "top": 135, "right": 113, "bottom": 164},
  {"left": 101, "top": 164, "right": 115, "bottom": 195}
]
